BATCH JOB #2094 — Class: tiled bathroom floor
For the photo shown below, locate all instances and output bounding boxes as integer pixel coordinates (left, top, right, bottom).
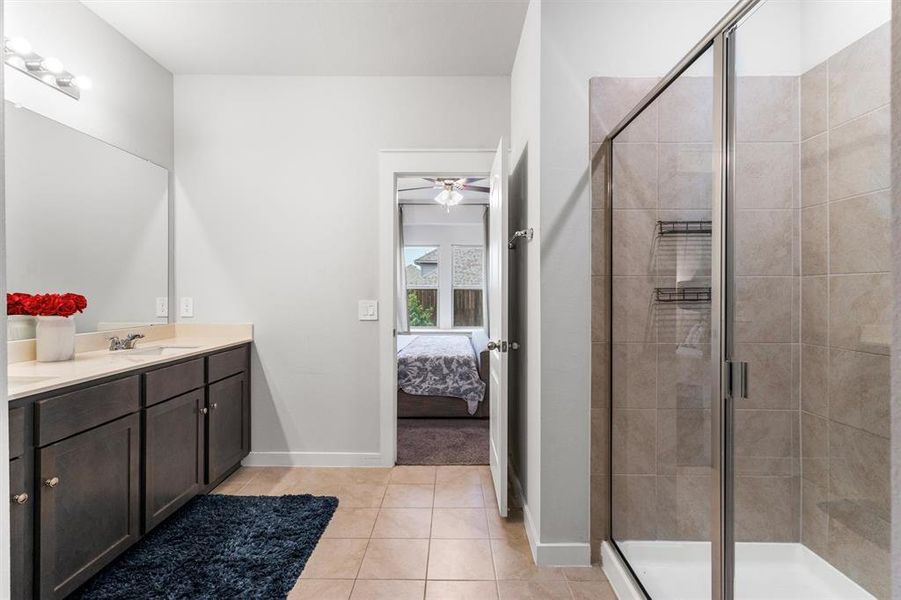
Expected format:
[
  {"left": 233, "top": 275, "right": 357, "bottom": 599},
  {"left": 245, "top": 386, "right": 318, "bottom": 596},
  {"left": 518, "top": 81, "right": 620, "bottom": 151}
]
[{"left": 214, "top": 466, "right": 614, "bottom": 599}]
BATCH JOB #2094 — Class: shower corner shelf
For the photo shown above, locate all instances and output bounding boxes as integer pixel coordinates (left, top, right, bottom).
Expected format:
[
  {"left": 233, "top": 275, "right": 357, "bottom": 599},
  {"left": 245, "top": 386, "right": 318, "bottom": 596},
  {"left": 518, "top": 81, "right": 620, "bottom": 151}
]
[
  {"left": 654, "top": 286, "right": 712, "bottom": 303},
  {"left": 657, "top": 220, "right": 712, "bottom": 236}
]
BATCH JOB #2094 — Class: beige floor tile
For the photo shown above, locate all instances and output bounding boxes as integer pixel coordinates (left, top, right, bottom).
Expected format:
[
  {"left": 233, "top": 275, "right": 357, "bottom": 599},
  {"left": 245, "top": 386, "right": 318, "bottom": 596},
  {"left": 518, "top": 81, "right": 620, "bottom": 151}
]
[
  {"left": 569, "top": 580, "right": 617, "bottom": 600},
  {"left": 390, "top": 466, "right": 437, "bottom": 484},
  {"left": 425, "top": 580, "right": 499, "bottom": 600},
  {"left": 323, "top": 508, "right": 380, "bottom": 539},
  {"left": 491, "top": 538, "right": 564, "bottom": 581},
  {"left": 562, "top": 564, "right": 608, "bottom": 582},
  {"left": 358, "top": 538, "right": 430, "bottom": 579},
  {"left": 382, "top": 484, "right": 435, "bottom": 508},
  {"left": 211, "top": 480, "right": 246, "bottom": 495},
  {"left": 225, "top": 466, "right": 262, "bottom": 484},
  {"left": 496, "top": 580, "right": 572, "bottom": 599},
  {"left": 350, "top": 579, "right": 426, "bottom": 600},
  {"left": 436, "top": 466, "right": 488, "bottom": 485},
  {"left": 371, "top": 508, "right": 432, "bottom": 538},
  {"left": 238, "top": 478, "right": 286, "bottom": 496},
  {"left": 427, "top": 539, "right": 496, "bottom": 581},
  {"left": 434, "top": 482, "right": 485, "bottom": 508},
  {"left": 486, "top": 509, "right": 528, "bottom": 541},
  {"left": 329, "top": 484, "right": 387, "bottom": 508},
  {"left": 300, "top": 538, "right": 369, "bottom": 579},
  {"left": 431, "top": 508, "right": 489, "bottom": 539},
  {"left": 288, "top": 578, "right": 355, "bottom": 600}
]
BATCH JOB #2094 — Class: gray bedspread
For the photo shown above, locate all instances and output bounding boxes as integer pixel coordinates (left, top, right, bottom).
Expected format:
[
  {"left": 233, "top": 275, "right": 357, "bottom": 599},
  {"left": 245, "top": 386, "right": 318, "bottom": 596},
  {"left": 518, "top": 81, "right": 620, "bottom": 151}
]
[{"left": 397, "top": 335, "right": 486, "bottom": 414}]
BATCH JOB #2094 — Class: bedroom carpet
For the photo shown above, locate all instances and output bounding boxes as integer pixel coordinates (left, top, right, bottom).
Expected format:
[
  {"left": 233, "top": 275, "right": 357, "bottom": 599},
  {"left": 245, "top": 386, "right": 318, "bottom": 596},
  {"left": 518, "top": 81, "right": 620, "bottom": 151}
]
[
  {"left": 397, "top": 418, "right": 489, "bottom": 465},
  {"left": 71, "top": 494, "right": 338, "bottom": 600}
]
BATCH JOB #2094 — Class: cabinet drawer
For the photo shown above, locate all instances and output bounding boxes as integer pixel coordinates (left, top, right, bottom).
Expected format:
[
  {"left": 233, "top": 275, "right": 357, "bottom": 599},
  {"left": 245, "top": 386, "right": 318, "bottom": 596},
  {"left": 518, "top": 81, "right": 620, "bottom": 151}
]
[
  {"left": 9, "top": 406, "right": 26, "bottom": 459},
  {"left": 36, "top": 377, "right": 140, "bottom": 447},
  {"left": 207, "top": 345, "right": 249, "bottom": 383},
  {"left": 144, "top": 358, "right": 204, "bottom": 407}
]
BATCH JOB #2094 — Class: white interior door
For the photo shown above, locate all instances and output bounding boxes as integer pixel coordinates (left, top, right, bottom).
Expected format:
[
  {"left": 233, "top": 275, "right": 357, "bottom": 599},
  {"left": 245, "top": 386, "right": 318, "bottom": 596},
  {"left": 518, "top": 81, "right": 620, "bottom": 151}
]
[{"left": 487, "top": 138, "right": 509, "bottom": 517}]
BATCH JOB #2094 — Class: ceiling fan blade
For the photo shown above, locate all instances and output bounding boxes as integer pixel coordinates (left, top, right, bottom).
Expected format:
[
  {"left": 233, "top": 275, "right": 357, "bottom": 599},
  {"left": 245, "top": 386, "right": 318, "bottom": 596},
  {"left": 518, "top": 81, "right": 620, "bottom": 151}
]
[
  {"left": 458, "top": 177, "right": 487, "bottom": 184},
  {"left": 460, "top": 185, "right": 490, "bottom": 193},
  {"left": 398, "top": 186, "right": 439, "bottom": 192}
]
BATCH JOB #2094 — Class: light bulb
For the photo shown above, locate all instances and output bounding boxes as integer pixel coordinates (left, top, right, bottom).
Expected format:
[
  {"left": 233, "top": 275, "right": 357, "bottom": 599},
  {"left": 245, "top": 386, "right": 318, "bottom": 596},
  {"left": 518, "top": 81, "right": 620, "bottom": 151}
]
[
  {"left": 73, "top": 75, "right": 92, "bottom": 90},
  {"left": 5, "top": 55, "right": 25, "bottom": 70},
  {"left": 6, "top": 37, "right": 32, "bottom": 55},
  {"left": 42, "top": 56, "right": 64, "bottom": 73},
  {"left": 40, "top": 73, "right": 57, "bottom": 86},
  {"left": 434, "top": 190, "right": 451, "bottom": 205}
]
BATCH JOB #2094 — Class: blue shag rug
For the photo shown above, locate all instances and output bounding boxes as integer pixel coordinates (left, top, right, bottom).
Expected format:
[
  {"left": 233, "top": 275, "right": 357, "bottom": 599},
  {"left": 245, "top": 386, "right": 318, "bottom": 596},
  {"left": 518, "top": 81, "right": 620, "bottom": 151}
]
[{"left": 71, "top": 494, "right": 338, "bottom": 600}]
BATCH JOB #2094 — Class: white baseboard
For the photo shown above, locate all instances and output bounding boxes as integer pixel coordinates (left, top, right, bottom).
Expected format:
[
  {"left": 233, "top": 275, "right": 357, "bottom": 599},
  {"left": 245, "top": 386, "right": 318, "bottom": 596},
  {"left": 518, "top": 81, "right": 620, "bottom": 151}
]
[
  {"left": 243, "top": 451, "right": 386, "bottom": 467},
  {"left": 508, "top": 470, "right": 591, "bottom": 567},
  {"left": 602, "top": 541, "right": 645, "bottom": 599}
]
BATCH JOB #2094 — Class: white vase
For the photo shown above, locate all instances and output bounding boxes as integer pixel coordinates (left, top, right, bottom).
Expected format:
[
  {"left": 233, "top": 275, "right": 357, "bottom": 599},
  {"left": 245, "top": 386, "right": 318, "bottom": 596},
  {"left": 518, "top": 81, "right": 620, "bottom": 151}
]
[
  {"left": 7, "top": 315, "right": 36, "bottom": 341},
  {"left": 35, "top": 316, "right": 76, "bottom": 362}
]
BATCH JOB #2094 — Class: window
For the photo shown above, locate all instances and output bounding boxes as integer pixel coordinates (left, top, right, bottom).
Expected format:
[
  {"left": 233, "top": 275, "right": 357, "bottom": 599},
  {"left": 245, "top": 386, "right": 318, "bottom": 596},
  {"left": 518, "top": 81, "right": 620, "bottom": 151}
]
[
  {"left": 404, "top": 246, "right": 439, "bottom": 327},
  {"left": 452, "top": 245, "right": 484, "bottom": 327}
]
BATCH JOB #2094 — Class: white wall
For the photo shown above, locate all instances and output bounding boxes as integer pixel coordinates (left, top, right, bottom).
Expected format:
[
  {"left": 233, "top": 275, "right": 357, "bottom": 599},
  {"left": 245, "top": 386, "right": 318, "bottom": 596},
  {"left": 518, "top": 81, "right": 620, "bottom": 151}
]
[
  {"left": 509, "top": 0, "right": 544, "bottom": 551},
  {"left": 4, "top": 0, "right": 173, "bottom": 169},
  {"left": 175, "top": 76, "right": 509, "bottom": 462},
  {"left": 403, "top": 204, "right": 486, "bottom": 330}
]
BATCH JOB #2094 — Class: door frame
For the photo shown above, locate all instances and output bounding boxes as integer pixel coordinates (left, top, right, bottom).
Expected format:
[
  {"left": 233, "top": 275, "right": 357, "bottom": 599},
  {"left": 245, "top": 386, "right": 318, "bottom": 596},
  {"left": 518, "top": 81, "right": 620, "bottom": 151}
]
[{"left": 377, "top": 149, "right": 497, "bottom": 467}]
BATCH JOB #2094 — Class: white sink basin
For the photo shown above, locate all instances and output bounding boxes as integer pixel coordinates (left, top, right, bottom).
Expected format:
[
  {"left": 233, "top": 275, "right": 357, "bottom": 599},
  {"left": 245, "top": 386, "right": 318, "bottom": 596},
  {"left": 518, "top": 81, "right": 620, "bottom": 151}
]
[{"left": 118, "top": 345, "right": 201, "bottom": 358}]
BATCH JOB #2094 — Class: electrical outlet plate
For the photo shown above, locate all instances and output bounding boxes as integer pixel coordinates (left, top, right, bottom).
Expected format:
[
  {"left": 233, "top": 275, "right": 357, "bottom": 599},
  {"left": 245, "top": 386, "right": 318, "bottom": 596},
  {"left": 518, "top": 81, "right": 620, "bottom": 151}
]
[
  {"left": 358, "top": 300, "right": 378, "bottom": 321},
  {"left": 179, "top": 297, "right": 194, "bottom": 318},
  {"left": 155, "top": 297, "right": 169, "bottom": 318}
]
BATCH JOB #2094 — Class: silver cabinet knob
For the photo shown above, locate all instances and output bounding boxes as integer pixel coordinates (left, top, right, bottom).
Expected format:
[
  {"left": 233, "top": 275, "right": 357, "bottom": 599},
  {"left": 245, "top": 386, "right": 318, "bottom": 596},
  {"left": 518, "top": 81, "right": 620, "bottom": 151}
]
[
  {"left": 44, "top": 477, "right": 60, "bottom": 488},
  {"left": 487, "top": 341, "right": 499, "bottom": 351},
  {"left": 211, "top": 403, "right": 218, "bottom": 410},
  {"left": 11, "top": 492, "right": 28, "bottom": 505},
  {"left": 200, "top": 407, "right": 209, "bottom": 415}
]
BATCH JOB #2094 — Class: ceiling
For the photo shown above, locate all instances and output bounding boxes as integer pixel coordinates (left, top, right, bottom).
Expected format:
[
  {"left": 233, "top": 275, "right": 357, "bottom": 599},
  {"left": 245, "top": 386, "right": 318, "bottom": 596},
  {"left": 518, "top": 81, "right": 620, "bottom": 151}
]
[
  {"left": 397, "top": 176, "right": 488, "bottom": 205},
  {"left": 82, "top": 0, "right": 529, "bottom": 76}
]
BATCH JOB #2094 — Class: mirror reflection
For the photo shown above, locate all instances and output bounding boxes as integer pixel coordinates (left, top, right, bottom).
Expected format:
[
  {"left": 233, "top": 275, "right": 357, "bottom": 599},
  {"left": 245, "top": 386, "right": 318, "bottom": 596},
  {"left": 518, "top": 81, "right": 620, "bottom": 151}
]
[{"left": 5, "top": 102, "right": 168, "bottom": 338}]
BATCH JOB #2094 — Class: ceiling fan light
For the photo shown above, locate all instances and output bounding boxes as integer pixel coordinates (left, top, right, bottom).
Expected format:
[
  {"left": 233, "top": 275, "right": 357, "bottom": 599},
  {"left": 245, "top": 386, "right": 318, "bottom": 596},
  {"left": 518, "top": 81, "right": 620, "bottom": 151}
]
[
  {"left": 434, "top": 189, "right": 452, "bottom": 206},
  {"left": 449, "top": 191, "right": 464, "bottom": 206}
]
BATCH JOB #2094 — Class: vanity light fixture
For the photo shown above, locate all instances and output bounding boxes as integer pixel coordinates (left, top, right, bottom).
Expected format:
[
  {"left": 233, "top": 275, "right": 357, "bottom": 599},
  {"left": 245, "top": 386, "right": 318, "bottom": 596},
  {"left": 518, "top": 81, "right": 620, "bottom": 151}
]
[{"left": 3, "top": 37, "right": 89, "bottom": 100}]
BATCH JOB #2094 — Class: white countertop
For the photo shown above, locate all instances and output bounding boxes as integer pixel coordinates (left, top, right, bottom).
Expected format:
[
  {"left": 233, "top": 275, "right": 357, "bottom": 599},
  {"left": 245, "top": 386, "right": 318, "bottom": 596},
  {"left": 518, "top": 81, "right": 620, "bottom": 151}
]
[{"left": 8, "top": 324, "right": 252, "bottom": 401}]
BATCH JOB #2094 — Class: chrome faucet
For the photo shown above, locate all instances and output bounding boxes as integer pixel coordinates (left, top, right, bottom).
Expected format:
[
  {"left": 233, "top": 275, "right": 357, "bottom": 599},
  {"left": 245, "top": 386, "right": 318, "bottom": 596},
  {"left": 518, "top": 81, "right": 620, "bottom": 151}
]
[{"left": 109, "top": 333, "right": 145, "bottom": 351}]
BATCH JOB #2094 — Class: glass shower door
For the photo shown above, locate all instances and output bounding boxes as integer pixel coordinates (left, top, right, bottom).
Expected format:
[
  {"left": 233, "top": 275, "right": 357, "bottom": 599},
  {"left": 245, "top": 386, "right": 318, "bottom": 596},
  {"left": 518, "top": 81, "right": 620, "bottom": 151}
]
[
  {"left": 727, "top": 2, "right": 891, "bottom": 598},
  {"left": 609, "top": 44, "right": 717, "bottom": 600}
]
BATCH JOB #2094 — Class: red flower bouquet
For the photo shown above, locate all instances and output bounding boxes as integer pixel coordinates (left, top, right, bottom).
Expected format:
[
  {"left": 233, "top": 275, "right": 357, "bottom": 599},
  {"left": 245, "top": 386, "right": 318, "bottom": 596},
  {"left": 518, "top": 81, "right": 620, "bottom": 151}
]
[
  {"left": 7, "top": 293, "right": 33, "bottom": 316},
  {"left": 7, "top": 293, "right": 87, "bottom": 318}
]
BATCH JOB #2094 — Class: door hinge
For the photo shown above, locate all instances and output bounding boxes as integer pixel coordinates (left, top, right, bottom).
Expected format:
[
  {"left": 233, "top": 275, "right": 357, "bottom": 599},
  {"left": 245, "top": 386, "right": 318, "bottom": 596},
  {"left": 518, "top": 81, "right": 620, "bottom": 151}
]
[{"left": 726, "top": 360, "right": 749, "bottom": 399}]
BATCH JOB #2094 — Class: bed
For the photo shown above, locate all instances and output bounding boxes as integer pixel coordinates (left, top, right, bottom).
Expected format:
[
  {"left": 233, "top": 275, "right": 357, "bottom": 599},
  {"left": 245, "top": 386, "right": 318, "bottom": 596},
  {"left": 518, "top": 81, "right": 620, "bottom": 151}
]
[{"left": 397, "top": 332, "right": 490, "bottom": 418}]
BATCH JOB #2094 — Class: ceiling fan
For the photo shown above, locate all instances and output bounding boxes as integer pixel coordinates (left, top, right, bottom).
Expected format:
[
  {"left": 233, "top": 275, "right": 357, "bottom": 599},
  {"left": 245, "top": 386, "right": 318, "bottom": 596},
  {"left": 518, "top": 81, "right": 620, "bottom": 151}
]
[{"left": 398, "top": 177, "right": 489, "bottom": 211}]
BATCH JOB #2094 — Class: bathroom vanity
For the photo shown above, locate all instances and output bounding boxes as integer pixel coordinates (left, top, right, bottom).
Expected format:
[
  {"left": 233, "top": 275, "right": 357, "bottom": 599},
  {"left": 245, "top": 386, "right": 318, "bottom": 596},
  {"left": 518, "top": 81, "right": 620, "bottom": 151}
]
[{"left": 7, "top": 328, "right": 252, "bottom": 600}]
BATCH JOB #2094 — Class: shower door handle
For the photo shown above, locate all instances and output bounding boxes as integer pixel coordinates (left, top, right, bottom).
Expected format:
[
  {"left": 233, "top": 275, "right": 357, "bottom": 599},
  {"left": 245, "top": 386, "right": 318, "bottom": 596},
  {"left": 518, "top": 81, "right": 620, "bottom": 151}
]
[{"left": 727, "top": 360, "right": 749, "bottom": 400}]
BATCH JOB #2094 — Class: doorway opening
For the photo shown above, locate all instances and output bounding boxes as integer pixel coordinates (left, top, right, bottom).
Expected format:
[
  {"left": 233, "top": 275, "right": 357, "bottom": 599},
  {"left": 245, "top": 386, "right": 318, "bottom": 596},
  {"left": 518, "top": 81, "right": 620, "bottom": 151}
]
[{"left": 395, "top": 176, "right": 491, "bottom": 466}]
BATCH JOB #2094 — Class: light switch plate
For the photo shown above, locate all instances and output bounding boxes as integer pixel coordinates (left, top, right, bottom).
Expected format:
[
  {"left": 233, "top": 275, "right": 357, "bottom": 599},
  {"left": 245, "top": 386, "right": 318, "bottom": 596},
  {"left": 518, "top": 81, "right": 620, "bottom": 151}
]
[
  {"left": 155, "top": 297, "right": 169, "bottom": 318},
  {"left": 180, "top": 297, "right": 194, "bottom": 318},
  {"left": 358, "top": 300, "right": 378, "bottom": 321}
]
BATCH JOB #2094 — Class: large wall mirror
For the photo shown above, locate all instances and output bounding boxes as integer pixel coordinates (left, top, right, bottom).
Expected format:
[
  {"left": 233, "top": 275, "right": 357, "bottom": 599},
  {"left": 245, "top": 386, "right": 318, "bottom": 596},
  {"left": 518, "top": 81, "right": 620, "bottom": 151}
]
[{"left": 5, "top": 102, "right": 169, "bottom": 338}]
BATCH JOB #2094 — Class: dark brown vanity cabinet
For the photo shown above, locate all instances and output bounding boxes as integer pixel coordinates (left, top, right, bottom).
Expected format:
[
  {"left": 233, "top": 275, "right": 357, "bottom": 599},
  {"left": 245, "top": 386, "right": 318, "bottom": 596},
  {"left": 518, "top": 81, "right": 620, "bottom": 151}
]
[
  {"left": 36, "top": 413, "right": 141, "bottom": 600},
  {"left": 10, "top": 457, "right": 32, "bottom": 600},
  {"left": 207, "top": 372, "right": 248, "bottom": 484},
  {"left": 8, "top": 342, "right": 251, "bottom": 600},
  {"left": 144, "top": 389, "right": 205, "bottom": 531}
]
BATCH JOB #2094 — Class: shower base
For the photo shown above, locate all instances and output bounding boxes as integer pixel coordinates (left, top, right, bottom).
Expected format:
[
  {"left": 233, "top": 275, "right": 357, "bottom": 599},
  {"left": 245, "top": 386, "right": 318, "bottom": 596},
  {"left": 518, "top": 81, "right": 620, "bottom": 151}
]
[{"left": 604, "top": 540, "right": 874, "bottom": 600}]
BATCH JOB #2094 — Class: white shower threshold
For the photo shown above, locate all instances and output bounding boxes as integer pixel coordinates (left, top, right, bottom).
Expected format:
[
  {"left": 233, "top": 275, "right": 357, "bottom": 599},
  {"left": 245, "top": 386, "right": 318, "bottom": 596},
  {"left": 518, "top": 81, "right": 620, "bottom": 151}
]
[{"left": 602, "top": 540, "right": 874, "bottom": 600}]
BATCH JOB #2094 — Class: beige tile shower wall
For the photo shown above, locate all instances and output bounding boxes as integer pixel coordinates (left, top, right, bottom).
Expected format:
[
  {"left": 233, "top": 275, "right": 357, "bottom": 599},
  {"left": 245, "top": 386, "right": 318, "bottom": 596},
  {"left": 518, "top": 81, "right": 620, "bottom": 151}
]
[
  {"left": 589, "top": 76, "right": 659, "bottom": 559},
  {"left": 799, "top": 23, "right": 891, "bottom": 599},
  {"left": 732, "top": 74, "right": 801, "bottom": 544}
]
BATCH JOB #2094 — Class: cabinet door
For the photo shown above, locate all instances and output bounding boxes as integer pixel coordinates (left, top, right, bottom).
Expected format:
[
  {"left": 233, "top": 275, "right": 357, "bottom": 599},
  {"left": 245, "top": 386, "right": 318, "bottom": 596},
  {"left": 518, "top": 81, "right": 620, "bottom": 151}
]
[
  {"left": 10, "top": 456, "right": 33, "bottom": 600},
  {"left": 207, "top": 372, "right": 249, "bottom": 484},
  {"left": 37, "top": 414, "right": 140, "bottom": 600},
  {"left": 144, "top": 390, "right": 204, "bottom": 531}
]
